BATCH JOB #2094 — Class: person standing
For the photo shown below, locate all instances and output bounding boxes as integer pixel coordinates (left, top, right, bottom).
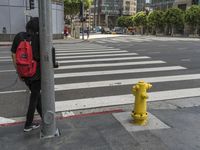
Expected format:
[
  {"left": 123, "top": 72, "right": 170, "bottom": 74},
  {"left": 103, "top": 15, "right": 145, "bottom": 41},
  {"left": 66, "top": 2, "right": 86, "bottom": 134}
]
[
  {"left": 86, "top": 27, "right": 90, "bottom": 39},
  {"left": 11, "top": 17, "right": 42, "bottom": 132}
]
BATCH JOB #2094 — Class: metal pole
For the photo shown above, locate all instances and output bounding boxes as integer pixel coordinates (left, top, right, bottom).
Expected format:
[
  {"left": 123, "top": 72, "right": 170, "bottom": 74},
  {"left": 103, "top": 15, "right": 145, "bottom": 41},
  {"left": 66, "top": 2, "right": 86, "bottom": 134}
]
[
  {"left": 82, "top": 0, "right": 84, "bottom": 40},
  {"left": 38, "top": 0, "right": 59, "bottom": 138},
  {"left": 93, "top": 0, "right": 96, "bottom": 28}
]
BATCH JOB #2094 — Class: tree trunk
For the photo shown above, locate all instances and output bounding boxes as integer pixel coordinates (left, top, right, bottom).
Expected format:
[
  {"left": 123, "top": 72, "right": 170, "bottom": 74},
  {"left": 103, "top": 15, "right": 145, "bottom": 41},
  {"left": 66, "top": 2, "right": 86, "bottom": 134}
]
[
  {"left": 195, "top": 25, "right": 198, "bottom": 36},
  {"left": 155, "top": 27, "right": 158, "bottom": 36},
  {"left": 171, "top": 25, "right": 174, "bottom": 37},
  {"left": 141, "top": 26, "right": 144, "bottom": 35}
]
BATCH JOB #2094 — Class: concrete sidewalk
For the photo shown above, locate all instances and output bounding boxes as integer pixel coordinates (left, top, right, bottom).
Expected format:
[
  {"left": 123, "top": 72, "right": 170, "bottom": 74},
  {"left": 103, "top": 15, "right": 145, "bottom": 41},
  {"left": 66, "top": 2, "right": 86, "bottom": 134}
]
[{"left": 0, "top": 97, "right": 200, "bottom": 150}]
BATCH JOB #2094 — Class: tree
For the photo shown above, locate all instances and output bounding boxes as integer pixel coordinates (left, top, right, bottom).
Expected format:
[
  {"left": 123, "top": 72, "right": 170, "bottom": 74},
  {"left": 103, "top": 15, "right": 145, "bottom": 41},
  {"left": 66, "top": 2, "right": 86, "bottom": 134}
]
[
  {"left": 133, "top": 12, "right": 147, "bottom": 34},
  {"left": 164, "top": 8, "right": 184, "bottom": 36},
  {"left": 117, "top": 16, "right": 134, "bottom": 28},
  {"left": 147, "top": 10, "right": 164, "bottom": 35},
  {"left": 124, "top": 16, "right": 134, "bottom": 28},
  {"left": 185, "top": 5, "right": 200, "bottom": 35},
  {"left": 64, "top": 0, "right": 93, "bottom": 23},
  {"left": 117, "top": 16, "right": 126, "bottom": 27}
]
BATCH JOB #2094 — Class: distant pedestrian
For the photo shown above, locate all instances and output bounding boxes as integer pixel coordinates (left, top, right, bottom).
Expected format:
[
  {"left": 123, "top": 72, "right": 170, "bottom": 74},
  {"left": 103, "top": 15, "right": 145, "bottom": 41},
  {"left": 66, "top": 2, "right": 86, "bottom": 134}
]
[
  {"left": 2, "top": 27, "right": 7, "bottom": 34},
  {"left": 11, "top": 17, "right": 42, "bottom": 132},
  {"left": 86, "top": 27, "right": 90, "bottom": 39},
  {"left": 64, "top": 26, "right": 69, "bottom": 39}
]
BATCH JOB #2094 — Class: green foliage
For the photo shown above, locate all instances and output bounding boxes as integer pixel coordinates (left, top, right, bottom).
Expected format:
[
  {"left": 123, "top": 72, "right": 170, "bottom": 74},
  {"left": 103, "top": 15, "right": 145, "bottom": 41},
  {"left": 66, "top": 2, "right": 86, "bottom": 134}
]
[
  {"left": 117, "top": 16, "right": 126, "bottom": 27},
  {"left": 164, "top": 8, "right": 184, "bottom": 27},
  {"left": 64, "top": 0, "right": 93, "bottom": 18},
  {"left": 64, "top": 0, "right": 80, "bottom": 17},
  {"left": 185, "top": 5, "right": 200, "bottom": 28},
  {"left": 117, "top": 16, "right": 134, "bottom": 27},
  {"left": 147, "top": 10, "right": 164, "bottom": 31},
  {"left": 133, "top": 12, "right": 147, "bottom": 27}
]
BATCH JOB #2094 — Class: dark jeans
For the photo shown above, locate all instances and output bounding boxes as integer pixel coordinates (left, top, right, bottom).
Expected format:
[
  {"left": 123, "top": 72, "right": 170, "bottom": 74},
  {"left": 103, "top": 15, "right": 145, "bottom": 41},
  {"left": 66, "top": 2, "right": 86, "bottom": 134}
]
[{"left": 25, "top": 80, "right": 42, "bottom": 127}]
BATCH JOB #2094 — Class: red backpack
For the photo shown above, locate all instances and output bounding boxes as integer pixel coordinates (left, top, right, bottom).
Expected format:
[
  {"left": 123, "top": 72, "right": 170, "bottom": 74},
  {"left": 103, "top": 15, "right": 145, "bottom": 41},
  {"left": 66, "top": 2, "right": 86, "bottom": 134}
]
[{"left": 16, "top": 40, "right": 37, "bottom": 78}]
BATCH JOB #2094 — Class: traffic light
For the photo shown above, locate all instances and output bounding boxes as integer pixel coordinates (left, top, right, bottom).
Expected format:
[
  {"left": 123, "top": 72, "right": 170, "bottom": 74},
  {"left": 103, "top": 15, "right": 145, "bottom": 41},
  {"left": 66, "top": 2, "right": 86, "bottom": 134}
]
[{"left": 29, "top": 0, "right": 35, "bottom": 9}]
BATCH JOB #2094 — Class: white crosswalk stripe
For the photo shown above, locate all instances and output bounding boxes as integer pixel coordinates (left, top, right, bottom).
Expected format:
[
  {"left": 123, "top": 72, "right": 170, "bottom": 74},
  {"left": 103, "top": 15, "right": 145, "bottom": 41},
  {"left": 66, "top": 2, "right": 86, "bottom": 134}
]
[
  {"left": 55, "top": 88, "right": 200, "bottom": 112},
  {"left": 56, "top": 50, "right": 127, "bottom": 55},
  {"left": 57, "top": 61, "right": 166, "bottom": 70},
  {"left": 57, "top": 53, "right": 138, "bottom": 59},
  {"left": 56, "top": 48, "right": 120, "bottom": 52},
  {"left": 58, "top": 56, "right": 151, "bottom": 64},
  {"left": 55, "top": 74, "right": 200, "bottom": 91},
  {"left": 54, "top": 66, "right": 185, "bottom": 78},
  {"left": 0, "top": 43, "right": 199, "bottom": 114}
]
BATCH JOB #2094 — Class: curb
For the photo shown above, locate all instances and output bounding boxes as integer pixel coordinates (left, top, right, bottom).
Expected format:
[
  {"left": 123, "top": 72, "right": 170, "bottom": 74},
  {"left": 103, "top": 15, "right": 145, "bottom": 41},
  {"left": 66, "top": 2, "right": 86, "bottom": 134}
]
[{"left": 0, "top": 109, "right": 123, "bottom": 127}]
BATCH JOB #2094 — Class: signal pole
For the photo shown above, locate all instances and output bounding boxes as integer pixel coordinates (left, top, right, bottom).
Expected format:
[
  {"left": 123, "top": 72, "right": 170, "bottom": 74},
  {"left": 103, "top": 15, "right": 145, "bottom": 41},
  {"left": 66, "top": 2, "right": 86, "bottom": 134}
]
[
  {"left": 81, "top": 0, "right": 84, "bottom": 40},
  {"left": 38, "top": 0, "right": 59, "bottom": 138}
]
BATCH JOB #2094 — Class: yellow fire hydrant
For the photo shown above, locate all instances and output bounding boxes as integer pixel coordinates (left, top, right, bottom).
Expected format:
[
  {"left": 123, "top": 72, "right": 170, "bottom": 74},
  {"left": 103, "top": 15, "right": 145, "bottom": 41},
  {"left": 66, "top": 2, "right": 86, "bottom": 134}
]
[{"left": 131, "top": 80, "right": 152, "bottom": 125}]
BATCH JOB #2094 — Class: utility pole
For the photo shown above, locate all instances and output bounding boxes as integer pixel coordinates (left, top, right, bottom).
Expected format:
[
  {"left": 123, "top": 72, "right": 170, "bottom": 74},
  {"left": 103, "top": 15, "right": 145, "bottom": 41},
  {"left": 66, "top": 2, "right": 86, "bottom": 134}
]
[
  {"left": 38, "top": 0, "right": 59, "bottom": 138},
  {"left": 93, "top": 0, "right": 96, "bottom": 28},
  {"left": 81, "top": 0, "right": 84, "bottom": 40}
]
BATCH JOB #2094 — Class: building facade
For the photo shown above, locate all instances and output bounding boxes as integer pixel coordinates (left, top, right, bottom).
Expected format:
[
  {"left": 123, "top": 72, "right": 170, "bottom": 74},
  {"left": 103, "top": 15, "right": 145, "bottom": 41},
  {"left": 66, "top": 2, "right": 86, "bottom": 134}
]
[
  {"left": 123, "top": 0, "right": 137, "bottom": 15},
  {"left": 137, "top": 0, "right": 146, "bottom": 12},
  {"left": 0, "top": 0, "right": 64, "bottom": 41},
  {"left": 90, "top": 0, "right": 137, "bottom": 28},
  {"left": 150, "top": 0, "right": 199, "bottom": 10},
  {"left": 150, "top": 0, "right": 175, "bottom": 10},
  {"left": 174, "top": 0, "right": 200, "bottom": 10}
]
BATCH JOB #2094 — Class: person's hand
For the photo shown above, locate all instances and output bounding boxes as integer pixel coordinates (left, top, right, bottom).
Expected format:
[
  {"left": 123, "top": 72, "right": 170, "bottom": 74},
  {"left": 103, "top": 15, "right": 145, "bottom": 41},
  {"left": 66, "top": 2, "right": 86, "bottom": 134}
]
[{"left": 16, "top": 72, "right": 24, "bottom": 81}]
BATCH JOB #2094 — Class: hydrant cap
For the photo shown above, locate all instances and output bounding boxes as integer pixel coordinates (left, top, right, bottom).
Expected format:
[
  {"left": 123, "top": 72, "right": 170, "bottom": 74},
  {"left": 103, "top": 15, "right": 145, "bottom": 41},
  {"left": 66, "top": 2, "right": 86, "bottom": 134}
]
[{"left": 139, "top": 80, "right": 145, "bottom": 84}]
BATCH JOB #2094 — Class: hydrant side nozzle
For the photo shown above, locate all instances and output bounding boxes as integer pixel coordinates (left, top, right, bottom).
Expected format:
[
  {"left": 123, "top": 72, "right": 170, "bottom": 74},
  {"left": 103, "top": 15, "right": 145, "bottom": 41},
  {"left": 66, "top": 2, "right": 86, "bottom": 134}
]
[
  {"left": 147, "top": 84, "right": 152, "bottom": 90},
  {"left": 132, "top": 86, "right": 136, "bottom": 95},
  {"left": 141, "top": 93, "right": 148, "bottom": 99}
]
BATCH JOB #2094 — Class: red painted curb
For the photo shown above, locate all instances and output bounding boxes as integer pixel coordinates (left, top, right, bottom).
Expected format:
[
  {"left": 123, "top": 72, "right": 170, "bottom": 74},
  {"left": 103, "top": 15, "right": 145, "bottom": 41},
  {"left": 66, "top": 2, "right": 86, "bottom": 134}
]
[{"left": 0, "top": 109, "right": 123, "bottom": 127}]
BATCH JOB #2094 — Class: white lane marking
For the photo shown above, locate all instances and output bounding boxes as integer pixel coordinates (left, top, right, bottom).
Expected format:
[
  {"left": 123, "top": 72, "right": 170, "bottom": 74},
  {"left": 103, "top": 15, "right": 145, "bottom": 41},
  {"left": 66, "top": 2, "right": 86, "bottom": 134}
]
[
  {"left": 0, "top": 90, "right": 26, "bottom": 94},
  {"left": 58, "top": 56, "right": 150, "bottom": 64},
  {"left": 55, "top": 48, "right": 118, "bottom": 51},
  {"left": 55, "top": 66, "right": 185, "bottom": 78},
  {"left": 112, "top": 38, "right": 130, "bottom": 43},
  {"left": 57, "top": 53, "right": 138, "bottom": 59},
  {"left": 109, "top": 40, "right": 119, "bottom": 43},
  {"left": 0, "top": 60, "right": 166, "bottom": 73},
  {"left": 0, "top": 70, "right": 15, "bottom": 73},
  {"left": 56, "top": 49, "right": 121, "bottom": 53},
  {"left": 0, "top": 59, "right": 12, "bottom": 62},
  {"left": 0, "top": 71, "right": 197, "bottom": 96},
  {"left": 55, "top": 88, "right": 200, "bottom": 111},
  {"left": 96, "top": 41, "right": 106, "bottom": 44},
  {"left": 57, "top": 61, "right": 166, "bottom": 70},
  {"left": 56, "top": 50, "right": 127, "bottom": 55},
  {"left": 56, "top": 72, "right": 197, "bottom": 91},
  {"left": 181, "top": 59, "right": 191, "bottom": 62},
  {"left": 148, "top": 52, "right": 161, "bottom": 54},
  {"left": 0, "top": 117, "right": 15, "bottom": 124},
  {"left": 0, "top": 56, "right": 11, "bottom": 59}
]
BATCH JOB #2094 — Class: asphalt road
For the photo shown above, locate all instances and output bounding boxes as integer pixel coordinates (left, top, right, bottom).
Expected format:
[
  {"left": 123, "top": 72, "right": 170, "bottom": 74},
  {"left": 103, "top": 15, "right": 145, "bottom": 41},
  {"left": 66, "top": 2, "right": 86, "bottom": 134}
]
[{"left": 0, "top": 36, "right": 200, "bottom": 118}]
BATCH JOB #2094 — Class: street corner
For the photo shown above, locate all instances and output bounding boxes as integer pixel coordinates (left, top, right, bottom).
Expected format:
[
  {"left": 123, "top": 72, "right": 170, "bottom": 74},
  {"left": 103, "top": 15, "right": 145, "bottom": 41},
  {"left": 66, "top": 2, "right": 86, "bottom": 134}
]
[{"left": 112, "top": 111, "right": 170, "bottom": 132}]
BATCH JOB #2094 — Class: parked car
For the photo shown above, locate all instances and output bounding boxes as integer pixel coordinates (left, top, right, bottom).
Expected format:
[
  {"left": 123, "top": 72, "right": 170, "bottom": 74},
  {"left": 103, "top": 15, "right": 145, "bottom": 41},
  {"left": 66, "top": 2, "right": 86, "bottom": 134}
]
[
  {"left": 101, "top": 27, "right": 111, "bottom": 34},
  {"left": 112, "top": 27, "right": 124, "bottom": 34},
  {"left": 127, "top": 27, "right": 136, "bottom": 35},
  {"left": 93, "top": 26, "right": 102, "bottom": 33}
]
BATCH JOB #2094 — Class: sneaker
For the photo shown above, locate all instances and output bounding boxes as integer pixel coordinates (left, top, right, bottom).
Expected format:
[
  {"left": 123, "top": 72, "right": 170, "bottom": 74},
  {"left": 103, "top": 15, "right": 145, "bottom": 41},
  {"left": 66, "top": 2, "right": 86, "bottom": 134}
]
[{"left": 24, "top": 123, "right": 40, "bottom": 132}]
